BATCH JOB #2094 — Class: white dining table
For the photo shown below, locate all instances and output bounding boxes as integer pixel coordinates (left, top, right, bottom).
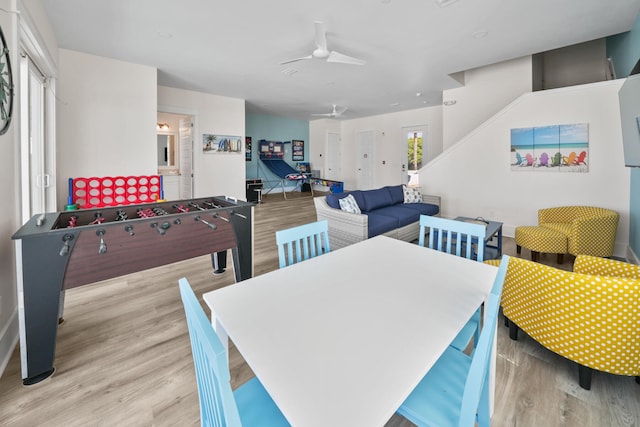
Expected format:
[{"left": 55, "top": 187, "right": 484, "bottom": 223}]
[{"left": 204, "top": 235, "right": 498, "bottom": 427}]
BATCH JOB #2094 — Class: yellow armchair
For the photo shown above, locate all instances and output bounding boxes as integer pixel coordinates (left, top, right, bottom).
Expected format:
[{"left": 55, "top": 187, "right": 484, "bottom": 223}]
[
  {"left": 489, "top": 256, "right": 640, "bottom": 390},
  {"left": 538, "top": 206, "right": 619, "bottom": 257}
]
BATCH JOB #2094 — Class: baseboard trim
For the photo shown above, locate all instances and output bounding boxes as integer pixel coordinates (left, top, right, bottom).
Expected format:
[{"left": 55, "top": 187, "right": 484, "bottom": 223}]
[{"left": 0, "top": 308, "right": 19, "bottom": 379}]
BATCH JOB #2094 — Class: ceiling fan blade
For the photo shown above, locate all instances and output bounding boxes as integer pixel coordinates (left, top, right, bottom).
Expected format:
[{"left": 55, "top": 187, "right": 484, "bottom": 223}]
[
  {"left": 279, "top": 55, "right": 313, "bottom": 65},
  {"left": 334, "top": 105, "right": 348, "bottom": 115},
  {"left": 314, "top": 21, "right": 327, "bottom": 51},
  {"left": 311, "top": 113, "right": 334, "bottom": 117},
  {"left": 327, "top": 51, "right": 366, "bottom": 65}
]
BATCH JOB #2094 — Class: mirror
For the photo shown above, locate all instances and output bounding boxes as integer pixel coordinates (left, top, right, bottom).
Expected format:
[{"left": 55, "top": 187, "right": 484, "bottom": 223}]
[{"left": 157, "top": 134, "right": 177, "bottom": 169}]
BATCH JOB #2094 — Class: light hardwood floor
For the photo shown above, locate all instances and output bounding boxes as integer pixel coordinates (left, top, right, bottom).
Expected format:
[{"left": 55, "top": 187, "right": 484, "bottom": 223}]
[{"left": 1, "top": 193, "right": 639, "bottom": 427}]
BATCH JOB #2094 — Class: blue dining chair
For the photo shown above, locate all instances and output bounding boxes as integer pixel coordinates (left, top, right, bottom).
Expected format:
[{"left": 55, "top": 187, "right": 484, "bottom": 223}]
[
  {"left": 396, "top": 256, "right": 509, "bottom": 427},
  {"left": 419, "top": 215, "right": 491, "bottom": 262},
  {"left": 418, "top": 215, "right": 496, "bottom": 352},
  {"left": 275, "top": 220, "right": 330, "bottom": 269},
  {"left": 178, "top": 278, "right": 290, "bottom": 427}
]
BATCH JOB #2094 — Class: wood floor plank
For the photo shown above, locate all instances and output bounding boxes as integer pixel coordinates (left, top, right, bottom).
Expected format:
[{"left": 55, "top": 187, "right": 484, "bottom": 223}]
[{"left": 1, "top": 192, "right": 639, "bottom": 426}]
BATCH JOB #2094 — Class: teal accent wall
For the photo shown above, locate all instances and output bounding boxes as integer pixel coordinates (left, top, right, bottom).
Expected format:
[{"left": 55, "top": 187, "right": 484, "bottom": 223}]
[
  {"left": 245, "top": 113, "right": 310, "bottom": 187},
  {"left": 607, "top": 10, "right": 640, "bottom": 256}
]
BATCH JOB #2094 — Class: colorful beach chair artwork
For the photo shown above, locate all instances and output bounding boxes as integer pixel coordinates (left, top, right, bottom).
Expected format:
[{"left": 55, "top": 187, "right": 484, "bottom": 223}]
[
  {"left": 537, "top": 152, "right": 549, "bottom": 167},
  {"left": 515, "top": 152, "right": 527, "bottom": 166},
  {"left": 563, "top": 151, "right": 577, "bottom": 166},
  {"left": 551, "top": 152, "right": 562, "bottom": 167},
  {"left": 575, "top": 151, "right": 587, "bottom": 165}
]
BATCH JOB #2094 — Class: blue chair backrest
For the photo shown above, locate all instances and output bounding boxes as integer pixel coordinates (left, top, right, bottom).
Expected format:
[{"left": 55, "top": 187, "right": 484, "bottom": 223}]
[
  {"left": 178, "top": 278, "right": 242, "bottom": 427},
  {"left": 418, "top": 215, "right": 488, "bottom": 261},
  {"left": 459, "top": 255, "right": 509, "bottom": 426},
  {"left": 276, "top": 220, "right": 330, "bottom": 268}
]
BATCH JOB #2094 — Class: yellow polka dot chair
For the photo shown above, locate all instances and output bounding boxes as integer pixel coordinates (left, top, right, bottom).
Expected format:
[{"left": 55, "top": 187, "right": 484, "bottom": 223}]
[
  {"left": 515, "top": 206, "right": 619, "bottom": 263},
  {"left": 485, "top": 255, "right": 640, "bottom": 390}
]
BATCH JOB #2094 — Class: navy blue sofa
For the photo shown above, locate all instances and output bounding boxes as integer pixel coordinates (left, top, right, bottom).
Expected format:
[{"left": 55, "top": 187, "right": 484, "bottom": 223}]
[{"left": 313, "top": 185, "right": 440, "bottom": 250}]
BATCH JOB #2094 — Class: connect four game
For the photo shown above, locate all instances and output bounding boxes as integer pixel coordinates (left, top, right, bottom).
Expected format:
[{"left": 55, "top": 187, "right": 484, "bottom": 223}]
[{"left": 70, "top": 175, "right": 162, "bottom": 209}]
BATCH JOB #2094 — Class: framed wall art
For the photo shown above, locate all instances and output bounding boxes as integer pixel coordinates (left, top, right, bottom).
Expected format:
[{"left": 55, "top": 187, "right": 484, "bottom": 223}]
[
  {"left": 292, "top": 139, "right": 304, "bottom": 161},
  {"left": 510, "top": 123, "right": 588, "bottom": 173},
  {"left": 245, "top": 136, "right": 252, "bottom": 161},
  {"left": 203, "top": 134, "right": 242, "bottom": 153}
]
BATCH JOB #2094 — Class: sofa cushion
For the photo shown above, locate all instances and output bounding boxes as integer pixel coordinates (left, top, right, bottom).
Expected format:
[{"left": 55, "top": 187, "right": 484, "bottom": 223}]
[
  {"left": 339, "top": 194, "right": 361, "bottom": 214},
  {"left": 370, "top": 206, "right": 420, "bottom": 227},
  {"left": 403, "top": 185, "right": 422, "bottom": 203},
  {"left": 397, "top": 203, "right": 440, "bottom": 217},
  {"left": 385, "top": 185, "right": 405, "bottom": 205},
  {"left": 326, "top": 192, "right": 350, "bottom": 209},
  {"left": 361, "top": 188, "right": 393, "bottom": 212},
  {"left": 366, "top": 212, "right": 400, "bottom": 238},
  {"left": 326, "top": 190, "right": 365, "bottom": 211}
]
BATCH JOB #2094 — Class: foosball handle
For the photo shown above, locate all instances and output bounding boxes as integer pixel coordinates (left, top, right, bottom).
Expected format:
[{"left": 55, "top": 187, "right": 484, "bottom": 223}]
[{"left": 65, "top": 178, "right": 78, "bottom": 211}]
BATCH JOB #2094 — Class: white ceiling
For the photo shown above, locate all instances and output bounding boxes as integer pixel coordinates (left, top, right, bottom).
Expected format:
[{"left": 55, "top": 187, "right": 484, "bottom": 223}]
[{"left": 40, "top": 0, "right": 640, "bottom": 121}]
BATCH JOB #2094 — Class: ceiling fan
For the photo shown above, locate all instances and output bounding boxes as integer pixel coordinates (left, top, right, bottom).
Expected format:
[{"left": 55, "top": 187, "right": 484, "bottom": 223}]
[
  {"left": 280, "top": 21, "right": 366, "bottom": 66},
  {"left": 312, "top": 104, "right": 348, "bottom": 118}
]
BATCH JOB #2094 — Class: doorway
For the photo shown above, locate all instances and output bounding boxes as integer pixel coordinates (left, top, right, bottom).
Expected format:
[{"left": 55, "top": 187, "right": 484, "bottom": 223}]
[
  {"left": 156, "top": 111, "right": 194, "bottom": 200},
  {"left": 356, "top": 130, "right": 374, "bottom": 189},
  {"left": 325, "top": 132, "right": 341, "bottom": 180},
  {"left": 401, "top": 125, "right": 427, "bottom": 186},
  {"left": 19, "top": 43, "right": 56, "bottom": 221}
]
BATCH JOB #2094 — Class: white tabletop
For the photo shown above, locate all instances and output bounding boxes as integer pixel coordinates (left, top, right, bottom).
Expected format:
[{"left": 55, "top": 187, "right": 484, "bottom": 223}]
[{"left": 204, "top": 235, "right": 498, "bottom": 427}]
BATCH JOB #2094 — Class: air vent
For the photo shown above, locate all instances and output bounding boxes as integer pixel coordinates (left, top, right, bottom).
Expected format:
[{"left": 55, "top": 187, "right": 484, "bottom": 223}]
[{"left": 281, "top": 68, "right": 298, "bottom": 76}]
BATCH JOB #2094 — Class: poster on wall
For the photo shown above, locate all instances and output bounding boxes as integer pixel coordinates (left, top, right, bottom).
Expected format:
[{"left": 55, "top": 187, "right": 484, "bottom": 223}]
[
  {"left": 510, "top": 123, "right": 588, "bottom": 173},
  {"left": 292, "top": 139, "right": 304, "bottom": 161},
  {"left": 245, "top": 136, "right": 252, "bottom": 161},
  {"left": 202, "top": 134, "right": 242, "bottom": 153}
]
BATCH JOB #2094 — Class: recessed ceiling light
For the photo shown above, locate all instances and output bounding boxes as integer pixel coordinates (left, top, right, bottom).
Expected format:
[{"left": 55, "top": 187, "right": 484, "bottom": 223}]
[
  {"left": 157, "top": 31, "right": 173, "bottom": 39},
  {"left": 473, "top": 31, "right": 488, "bottom": 39},
  {"left": 416, "top": 92, "right": 422, "bottom": 97},
  {"left": 390, "top": 102, "right": 400, "bottom": 107}
]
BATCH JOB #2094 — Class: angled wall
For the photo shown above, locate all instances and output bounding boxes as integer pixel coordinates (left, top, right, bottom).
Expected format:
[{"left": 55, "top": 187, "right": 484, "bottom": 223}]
[{"left": 420, "top": 80, "right": 629, "bottom": 256}]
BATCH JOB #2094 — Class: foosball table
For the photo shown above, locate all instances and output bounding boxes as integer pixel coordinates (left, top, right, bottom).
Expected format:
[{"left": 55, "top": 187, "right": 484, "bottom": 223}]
[{"left": 12, "top": 196, "right": 254, "bottom": 385}]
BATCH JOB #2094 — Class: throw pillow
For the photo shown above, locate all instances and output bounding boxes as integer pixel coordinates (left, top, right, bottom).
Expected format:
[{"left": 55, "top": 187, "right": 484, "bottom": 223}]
[
  {"left": 403, "top": 185, "right": 422, "bottom": 203},
  {"left": 339, "top": 194, "right": 362, "bottom": 214}
]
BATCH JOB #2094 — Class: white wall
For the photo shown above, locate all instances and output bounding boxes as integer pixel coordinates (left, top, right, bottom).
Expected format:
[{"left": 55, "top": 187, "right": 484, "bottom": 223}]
[
  {"left": 158, "top": 86, "right": 246, "bottom": 200},
  {"left": 56, "top": 49, "right": 157, "bottom": 208},
  {"left": 442, "top": 56, "right": 532, "bottom": 150},
  {"left": 421, "top": 80, "right": 630, "bottom": 257},
  {"left": 311, "top": 106, "right": 443, "bottom": 191}
]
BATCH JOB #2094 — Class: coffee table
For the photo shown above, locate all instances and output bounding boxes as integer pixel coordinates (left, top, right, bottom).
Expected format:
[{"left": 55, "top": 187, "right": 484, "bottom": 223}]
[{"left": 454, "top": 216, "right": 503, "bottom": 257}]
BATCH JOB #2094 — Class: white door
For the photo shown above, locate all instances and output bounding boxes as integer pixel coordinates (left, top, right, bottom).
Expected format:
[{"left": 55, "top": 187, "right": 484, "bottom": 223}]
[
  {"left": 326, "top": 132, "right": 341, "bottom": 180},
  {"left": 20, "top": 54, "right": 51, "bottom": 221},
  {"left": 179, "top": 117, "right": 193, "bottom": 199},
  {"left": 356, "top": 130, "right": 374, "bottom": 189},
  {"left": 401, "top": 125, "right": 427, "bottom": 186}
]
